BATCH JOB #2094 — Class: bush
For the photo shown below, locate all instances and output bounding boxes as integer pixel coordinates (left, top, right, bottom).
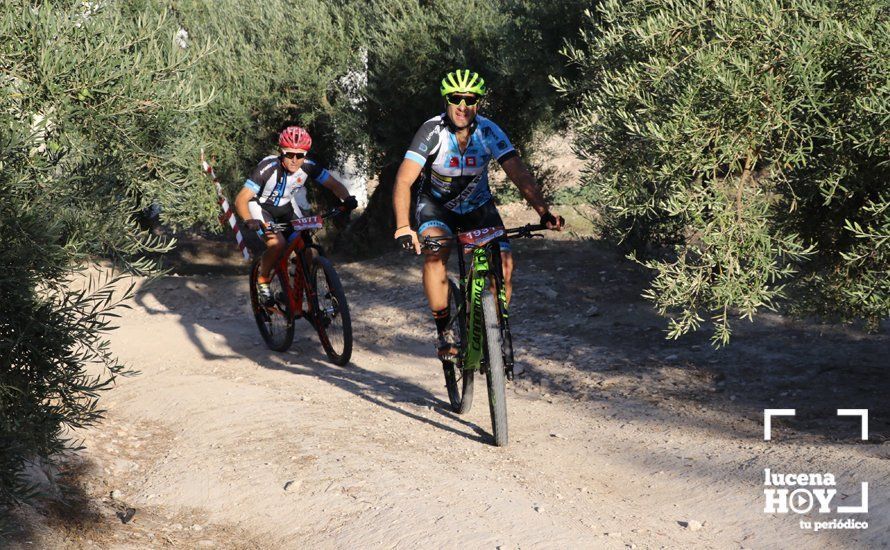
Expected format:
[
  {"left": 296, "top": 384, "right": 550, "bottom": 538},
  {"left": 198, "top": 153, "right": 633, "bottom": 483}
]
[
  {"left": 0, "top": 1, "right": 204, "bottom": 506},
  {"left": 171, "top": 0, "right": 364, "bottom": 217},
  {"left": 0, "top": 0, "right": 369, "bottom": 509},
  {"left": 337, "top": 0, "right": 591, "bottom": 254},
  {"left": 556, "top": 0, "right": 889, "bottom": 343}
]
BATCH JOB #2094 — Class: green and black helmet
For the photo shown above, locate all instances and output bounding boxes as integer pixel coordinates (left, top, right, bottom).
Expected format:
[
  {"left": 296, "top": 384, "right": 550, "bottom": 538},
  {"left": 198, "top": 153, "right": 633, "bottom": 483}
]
[{"left": 440, "top": 69, "right": 487, "bottom": 97}]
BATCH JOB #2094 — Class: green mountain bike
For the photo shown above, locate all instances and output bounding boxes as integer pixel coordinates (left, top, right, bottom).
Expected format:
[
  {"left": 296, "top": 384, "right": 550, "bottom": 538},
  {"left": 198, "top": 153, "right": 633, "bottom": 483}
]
[{"left": 420, "top": 223, "right": 551, "bottom": 447}]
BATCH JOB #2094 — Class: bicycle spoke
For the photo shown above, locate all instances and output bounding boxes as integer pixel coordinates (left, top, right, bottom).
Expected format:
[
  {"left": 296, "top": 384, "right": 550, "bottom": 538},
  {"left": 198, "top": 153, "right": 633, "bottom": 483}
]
[
  {"left": 251, "top": 261, "right": 294, "bottom": 352},
  {"left": 317, "top": 283, "right": 343, "bottom": 349},
  {"left": 312, "top": 256, "right": 352, "bottom": 365}
]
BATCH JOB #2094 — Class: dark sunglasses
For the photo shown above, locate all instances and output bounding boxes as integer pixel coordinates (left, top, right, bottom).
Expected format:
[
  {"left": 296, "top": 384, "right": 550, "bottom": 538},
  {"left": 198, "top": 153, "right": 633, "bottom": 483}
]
[
  {"left": 445, "top": 94, "right": 480, "bottom": 107},
  {"left": 283, "top": 151, "right": 306, "bottom": 160}
]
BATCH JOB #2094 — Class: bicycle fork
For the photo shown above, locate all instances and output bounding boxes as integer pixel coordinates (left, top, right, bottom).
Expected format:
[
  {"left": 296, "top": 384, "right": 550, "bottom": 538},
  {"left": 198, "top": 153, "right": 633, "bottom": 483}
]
[
  {"left": 464, "top": 248, "right": 515, "bottom": 378},
  {"left": 498, "top": 285, "right": 516, "bottom": 380},
  {"left": 486, "top": 249, "right": 515, "bottom": 380},
  {"left": 465, "top": 269, "right": 486, "bottom": 372}
]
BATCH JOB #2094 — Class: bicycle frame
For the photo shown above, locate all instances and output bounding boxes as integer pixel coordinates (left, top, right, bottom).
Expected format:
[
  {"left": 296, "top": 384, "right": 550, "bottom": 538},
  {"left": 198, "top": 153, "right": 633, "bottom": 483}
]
[
  {"left": 275, "top": 232, "right": 315, "bottom": 318},
  {"left": 455, "top": 241, "right": 513, "bottom": 375},
  {"left": 262, "top": 208, "right": 342, "bottom": 321},
  {"left": 419, "top": 223, "right": 546, "bottom": 377}
]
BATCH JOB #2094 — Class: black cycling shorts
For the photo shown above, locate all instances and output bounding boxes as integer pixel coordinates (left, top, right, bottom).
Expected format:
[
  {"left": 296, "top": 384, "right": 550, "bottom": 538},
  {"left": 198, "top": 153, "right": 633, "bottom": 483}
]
[
  {"left": 249, "top": 200, "right": 297, "bottom": 225},
  {"left": 246, "top": 200, "right": 313, "bottom": 248},
  {"left": 415, "top": 194, "right": 510, "bottom": 252}
]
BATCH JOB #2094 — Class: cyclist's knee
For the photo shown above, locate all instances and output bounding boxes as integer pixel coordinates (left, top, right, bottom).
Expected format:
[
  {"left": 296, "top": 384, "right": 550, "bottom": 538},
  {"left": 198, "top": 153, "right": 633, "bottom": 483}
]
[
  {"left": 424, "top": 249, "right": 450, "bottom": 263},
  {"left": 421, "top": 228, "right": 451, "bottom": 263},
  {"left": 264, "top": 234, "right": 285, "bottom": 250},
  {"left": 423, "top": 253, "right": 448, "bottom": 273}
]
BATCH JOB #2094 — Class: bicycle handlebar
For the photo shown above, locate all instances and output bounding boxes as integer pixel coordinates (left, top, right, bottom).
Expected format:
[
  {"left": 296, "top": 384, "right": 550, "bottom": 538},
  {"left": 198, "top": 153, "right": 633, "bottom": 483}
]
[
  {"left": 505, "top": 223, "right": 548, "bottom": 237},
  {"left": 415, "top": 223, "right": 551, "bottom": 253},
  {"left": 263, "top": 207, "right": 346, "bottom": 234}
]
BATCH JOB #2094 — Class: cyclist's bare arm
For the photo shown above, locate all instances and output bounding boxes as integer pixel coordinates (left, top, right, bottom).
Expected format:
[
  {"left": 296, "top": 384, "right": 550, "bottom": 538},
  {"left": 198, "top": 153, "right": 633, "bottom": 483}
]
[
  {"left": 321, "top": 175, "right": 351, "bottom": 201},
  {"left": 500, "top": 156, "right": 563, "bottom": 230},
  {"left": 392, "top": 158, "right": 423, "bottom": 254},
  {"left": 234, "top": 186, "right": 260, "bottom": 228}
]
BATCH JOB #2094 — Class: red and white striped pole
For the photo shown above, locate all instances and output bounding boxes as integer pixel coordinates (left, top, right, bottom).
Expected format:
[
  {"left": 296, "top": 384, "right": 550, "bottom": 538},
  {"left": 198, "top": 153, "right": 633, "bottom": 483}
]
[{"left": 201, "top": 150, "right": 251, "bottom": 261}]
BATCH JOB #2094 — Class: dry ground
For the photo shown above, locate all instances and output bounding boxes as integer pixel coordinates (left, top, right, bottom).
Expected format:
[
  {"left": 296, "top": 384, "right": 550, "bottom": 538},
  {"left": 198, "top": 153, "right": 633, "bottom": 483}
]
[{"left": 6, "top": 204, "right": 888, "bottom": 549}]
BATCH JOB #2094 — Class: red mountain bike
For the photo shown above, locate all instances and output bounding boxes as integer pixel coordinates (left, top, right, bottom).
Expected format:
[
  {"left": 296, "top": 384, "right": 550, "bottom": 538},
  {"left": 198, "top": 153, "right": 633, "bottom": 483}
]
[{"left": 249, "top": 208, "right": 352, "bottom": 365}]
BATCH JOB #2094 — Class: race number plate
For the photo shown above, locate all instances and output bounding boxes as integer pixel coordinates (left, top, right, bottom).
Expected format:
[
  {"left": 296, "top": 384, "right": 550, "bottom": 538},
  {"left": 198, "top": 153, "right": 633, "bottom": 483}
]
[
  {"left": 290, "top": 215, "right": 323, "bottom": 231},
  {"left": 458, "top": 226, "right": 505, "bottom": 248}
]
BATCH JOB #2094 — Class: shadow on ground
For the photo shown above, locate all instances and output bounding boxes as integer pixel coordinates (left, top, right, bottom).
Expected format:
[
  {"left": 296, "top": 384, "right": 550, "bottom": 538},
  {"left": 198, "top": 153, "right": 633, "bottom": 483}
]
[
  {"left": 117, "top": 233, "right": 890, "bottom": 547},
  {"left": 139, "top": 233, "right": 889, "bottom": 445}
]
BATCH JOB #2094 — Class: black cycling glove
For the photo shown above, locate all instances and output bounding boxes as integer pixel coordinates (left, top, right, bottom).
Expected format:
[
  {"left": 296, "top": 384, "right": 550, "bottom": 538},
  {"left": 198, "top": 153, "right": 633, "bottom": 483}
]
[
  {"left": 540, "top": 212, "right": 562, "bottom": 228},
  {"left": 342, "top": 196, "right": 359, "bottom": 212},
  {"left": 396, "top": 235, "right": 415, "bottom": 251}
]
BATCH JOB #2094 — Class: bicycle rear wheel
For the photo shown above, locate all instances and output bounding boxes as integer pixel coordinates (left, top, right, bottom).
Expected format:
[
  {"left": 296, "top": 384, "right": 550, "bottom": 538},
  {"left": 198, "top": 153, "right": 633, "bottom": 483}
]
[
  {"left": 311, "top": 256, "right": 353, "bottom": 365},
  {"left": 250, "top": 259, "right": 294, "bottom": 352},
  {"left": 443, "top": 278, "right": 474, "bottom": 414},
  {"left": 482, "top": 290, "right": 508, "bottom": 446}
]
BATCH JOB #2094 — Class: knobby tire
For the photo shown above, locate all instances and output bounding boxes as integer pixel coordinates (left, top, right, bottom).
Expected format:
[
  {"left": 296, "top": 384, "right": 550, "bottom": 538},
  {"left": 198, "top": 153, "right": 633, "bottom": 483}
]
[
  {"left": 443, "top": 278, "right": 474, "bottom": 413},
  {"left": 250, "top": 259, "right": 294, "bottom": 352},
  {"left": 482, "top": 291, "right": 508, "bottom": 446},
  {"left": 311, "top": 256, "right": 353, "bottom": 365}
]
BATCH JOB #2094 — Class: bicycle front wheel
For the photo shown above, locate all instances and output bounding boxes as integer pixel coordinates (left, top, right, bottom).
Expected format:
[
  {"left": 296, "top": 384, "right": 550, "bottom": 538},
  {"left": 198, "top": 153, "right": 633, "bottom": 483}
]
[
  {"left": 311, "top": 256, "right": 353, "bottom": 366},
  {"left": 443, "top": 277, "right": 474, "bottom": 414},
  {"left": 482, "top": 290, "right": 508, "bottom": 446},
  {"left": 250, "top": 260, "right": 294, "bottom": 352}
]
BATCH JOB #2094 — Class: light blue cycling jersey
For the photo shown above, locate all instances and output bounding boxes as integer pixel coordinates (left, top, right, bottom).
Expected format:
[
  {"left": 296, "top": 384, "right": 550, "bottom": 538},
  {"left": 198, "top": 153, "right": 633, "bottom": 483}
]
[{"left": 404, "top": 114, "right": 517, "bottom": 214}]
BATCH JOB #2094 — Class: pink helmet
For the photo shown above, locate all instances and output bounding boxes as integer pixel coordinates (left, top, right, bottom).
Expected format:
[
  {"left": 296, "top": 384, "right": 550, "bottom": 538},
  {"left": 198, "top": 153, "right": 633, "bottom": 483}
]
[{"left": 278, "top": 125, "right": 312, "bottom": 152}]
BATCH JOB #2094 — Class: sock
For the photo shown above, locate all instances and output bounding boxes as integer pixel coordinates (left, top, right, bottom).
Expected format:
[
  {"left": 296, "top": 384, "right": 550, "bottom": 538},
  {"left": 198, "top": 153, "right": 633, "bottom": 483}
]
[{"left": 432, "top": 307, "right": 450, "bottom": 335}]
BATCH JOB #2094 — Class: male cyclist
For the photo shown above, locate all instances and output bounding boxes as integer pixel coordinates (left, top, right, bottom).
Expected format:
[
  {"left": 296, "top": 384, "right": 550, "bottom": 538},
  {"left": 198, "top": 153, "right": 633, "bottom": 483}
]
[
  {"left": 235, "top": 125, "right": 357, "bottom": 304},
  {"left": 392, "top": 69, "right": 563, "bottom": 362}
]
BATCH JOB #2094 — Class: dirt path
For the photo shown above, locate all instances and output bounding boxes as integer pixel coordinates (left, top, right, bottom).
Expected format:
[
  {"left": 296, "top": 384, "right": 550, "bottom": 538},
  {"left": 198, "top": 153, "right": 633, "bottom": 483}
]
[{"left": 12, "top": 206, "right": 889, "bottom": 549}]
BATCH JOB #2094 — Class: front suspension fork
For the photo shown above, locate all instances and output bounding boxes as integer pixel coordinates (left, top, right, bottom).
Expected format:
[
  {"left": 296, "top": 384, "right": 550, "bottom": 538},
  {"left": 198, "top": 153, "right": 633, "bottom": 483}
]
[{"left": 498, "top": 286, "right": 515, "bottom": 380}]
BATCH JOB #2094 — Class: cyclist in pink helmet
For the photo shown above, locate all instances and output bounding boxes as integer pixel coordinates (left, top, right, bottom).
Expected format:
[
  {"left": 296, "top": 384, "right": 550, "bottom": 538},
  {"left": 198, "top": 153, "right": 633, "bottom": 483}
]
[
  {"left": 235, "top": 125, "right": 358, "bottom": 304},
  {"left": 279, "top": 125, "right": 313, "bottom": 152}
]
